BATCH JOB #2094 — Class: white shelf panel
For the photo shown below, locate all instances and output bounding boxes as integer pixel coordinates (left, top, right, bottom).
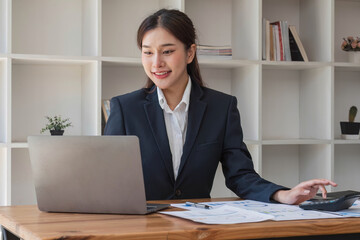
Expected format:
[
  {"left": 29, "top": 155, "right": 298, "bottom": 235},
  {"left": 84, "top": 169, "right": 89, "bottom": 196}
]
[
  {"left": 334, "top": 139, "right": 360, "bottom": 144},
  {"left": 10, "top": 142, "right": 28, "bottom": 148},
  {"left": 0, "top": 0, "right": 6, "bottom": 54},
  {"left": 0, "top": 147, "right": 7, "bottom": 206},
  {"left": 262, "top": 61, "right": 330, "bottom": 70},
  {"left": 102, "top": 57, "right": 142, "bottom": 67},
  {"left": 12, "top": 0, "right": 98, "bottom": 56},
  {"left": 244, "top": 140, "right": 260, "bottom": 145},
  {"left": 0, "top": 58, "right": 6, "bottom": 143},
  {"left": 198, "top": 58, "right": 256, "bottom": 68},
  {"left": 262, "top": 139, "right": 331, "bottom": 145},
  {"left": 334, "top": 63, "right": 360, "bottom": 71},
  {"left": 11, "top": 54, "right": 98, "bottom": 65}
]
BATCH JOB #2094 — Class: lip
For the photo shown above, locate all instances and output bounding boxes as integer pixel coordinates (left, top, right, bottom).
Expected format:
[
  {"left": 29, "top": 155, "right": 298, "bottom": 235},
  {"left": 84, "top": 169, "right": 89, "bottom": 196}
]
[{"left": 152, "top": 71, "right": 171, "bottom": 79}]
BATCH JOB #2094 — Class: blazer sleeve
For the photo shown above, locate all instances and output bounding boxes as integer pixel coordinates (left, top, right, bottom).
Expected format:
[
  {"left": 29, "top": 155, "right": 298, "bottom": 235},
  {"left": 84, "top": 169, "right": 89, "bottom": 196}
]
[
  {"left": 221, "top": 96, "right": 288, "bottom": 202},
  {"left": 104, "top": 97, "right": 126, "bottom": 135}
]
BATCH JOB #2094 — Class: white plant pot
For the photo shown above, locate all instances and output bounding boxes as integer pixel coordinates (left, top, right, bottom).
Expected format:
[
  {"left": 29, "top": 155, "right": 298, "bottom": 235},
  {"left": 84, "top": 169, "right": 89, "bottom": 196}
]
[
  {"left": 341, "top": 134, "right": 360, "bottom": 140},
  {"left": 348, "top": 52, "right": 360, "bottom": 63}
]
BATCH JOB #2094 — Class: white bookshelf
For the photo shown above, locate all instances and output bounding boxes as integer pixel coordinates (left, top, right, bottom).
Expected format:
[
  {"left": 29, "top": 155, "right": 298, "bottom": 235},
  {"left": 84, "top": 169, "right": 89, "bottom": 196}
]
[{"left": 0, "top": 0, "right": 360, "bottom": 206}]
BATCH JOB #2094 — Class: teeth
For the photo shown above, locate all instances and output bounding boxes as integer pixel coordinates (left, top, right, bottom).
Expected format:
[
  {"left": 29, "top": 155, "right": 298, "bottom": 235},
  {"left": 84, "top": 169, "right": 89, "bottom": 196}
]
[{"left": 155, "top": 72, "right": 168, "bottom": 76}]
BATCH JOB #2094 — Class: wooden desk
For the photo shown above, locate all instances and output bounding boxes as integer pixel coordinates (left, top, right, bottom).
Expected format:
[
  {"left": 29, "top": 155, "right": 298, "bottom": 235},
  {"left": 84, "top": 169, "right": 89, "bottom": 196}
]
[{"left": 1, "top": 198, "right": 360, "bottom": 240}]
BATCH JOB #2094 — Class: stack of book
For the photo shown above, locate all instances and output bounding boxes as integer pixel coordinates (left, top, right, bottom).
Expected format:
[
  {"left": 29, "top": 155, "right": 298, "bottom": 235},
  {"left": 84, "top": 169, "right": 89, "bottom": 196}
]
[
  {"left": 263, "top": 19, "right": 308, "bottom": 62},
  {"left": 197, "top": 45, "right": 232, "bottom": 59}
]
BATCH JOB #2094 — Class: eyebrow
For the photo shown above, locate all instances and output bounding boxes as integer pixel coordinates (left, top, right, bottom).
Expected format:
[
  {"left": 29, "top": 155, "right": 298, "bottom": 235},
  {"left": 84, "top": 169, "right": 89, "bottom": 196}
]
[{"left": 142, "top": 43, "right": 176, "bottom": 48}]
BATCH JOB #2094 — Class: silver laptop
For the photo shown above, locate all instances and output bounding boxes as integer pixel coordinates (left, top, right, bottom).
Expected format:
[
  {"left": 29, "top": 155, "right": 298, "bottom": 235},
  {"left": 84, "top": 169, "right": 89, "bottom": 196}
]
[{"left": 27, "top": 136, "right": 169, "bottom": 214}]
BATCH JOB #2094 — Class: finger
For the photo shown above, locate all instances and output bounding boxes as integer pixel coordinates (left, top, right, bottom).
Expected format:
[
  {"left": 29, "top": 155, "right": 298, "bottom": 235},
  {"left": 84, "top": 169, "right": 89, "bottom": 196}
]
[
  {"left": 301, "top": 179, "right": 336, "bottom": 188},
  {"left": 318, "top": 185, "right": 328, "bottom": 198}
]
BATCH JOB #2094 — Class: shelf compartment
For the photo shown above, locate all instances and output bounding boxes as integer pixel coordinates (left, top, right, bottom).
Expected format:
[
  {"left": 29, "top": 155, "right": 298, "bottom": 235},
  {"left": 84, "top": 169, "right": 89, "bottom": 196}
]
[
  {"left": 262, "top": 144, "right": 331, "bottom": 188},
  {"left": 12, "top": 0, "right": 98, "bottom": 56},
  {"left": 262, "top": 0, "right": 332, "bottom": 62},
  {"left": 334, "top": 69, "right": 360, "bottom": 139},
  {"left": 11, "top": 60, "right": 98, "bottom": 142},
  {"left": 11, "top": 148, "right": 36, "bottom": 205},
  {"left": 102, "top": 64, "right": 147, "bottom": 101},
  {"left": 200, "top": 66, "right": 260, "bottom": 141},
  {"left": 334, "top": 144, "right": 360, "bottom": 191},
  {"left": 185, "top": 0, "right": 259, "bottom": 60},
  {"left": 334, "top": 0, "right": 360, "bottom": 63},
  {"left": 102, "top": 0, "right": 181, "bottom": 58},
  {"left": 262, "top": 67, "right": 331, "bottom": 140}
]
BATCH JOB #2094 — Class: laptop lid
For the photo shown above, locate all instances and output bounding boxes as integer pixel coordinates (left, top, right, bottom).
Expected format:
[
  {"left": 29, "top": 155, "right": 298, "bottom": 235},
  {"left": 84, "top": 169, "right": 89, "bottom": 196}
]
[{"left": 28, "top": 135, "right": 150, "bottom": 214}]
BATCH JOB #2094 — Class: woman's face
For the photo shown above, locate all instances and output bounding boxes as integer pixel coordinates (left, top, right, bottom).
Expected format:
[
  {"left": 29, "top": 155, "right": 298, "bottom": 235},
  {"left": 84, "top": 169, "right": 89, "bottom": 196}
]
[{"left": 141, "top": 27, "right": 195, "bottom": 93}]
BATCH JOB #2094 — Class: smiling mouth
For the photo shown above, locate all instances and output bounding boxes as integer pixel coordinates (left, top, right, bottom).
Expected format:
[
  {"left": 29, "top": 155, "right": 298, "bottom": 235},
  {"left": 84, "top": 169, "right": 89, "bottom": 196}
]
[{"left": 153, "top": 71, "right": 171, "bottom": 76}]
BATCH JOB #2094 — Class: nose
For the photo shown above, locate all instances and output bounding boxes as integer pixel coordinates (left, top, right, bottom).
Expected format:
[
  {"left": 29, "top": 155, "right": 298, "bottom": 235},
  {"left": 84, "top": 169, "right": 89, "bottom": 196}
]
[{"left": 153, "top": 52, "right": 164, "bottom": 68}]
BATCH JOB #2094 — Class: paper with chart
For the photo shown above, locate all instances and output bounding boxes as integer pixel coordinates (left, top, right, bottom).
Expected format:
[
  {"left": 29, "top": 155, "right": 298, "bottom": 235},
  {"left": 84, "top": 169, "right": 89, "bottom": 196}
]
[
  {"left": 160, "top": 205, "right": 274, "bottom": 224},
  {"left": 171, "top": 200, "right": 347, "bottom": 221}
]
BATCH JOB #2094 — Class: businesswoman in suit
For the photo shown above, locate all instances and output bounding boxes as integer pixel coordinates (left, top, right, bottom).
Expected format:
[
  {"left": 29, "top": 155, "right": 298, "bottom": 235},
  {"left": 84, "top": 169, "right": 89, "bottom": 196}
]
[{"left": 104, "top": 9, "right": 337, "bottom": 204}]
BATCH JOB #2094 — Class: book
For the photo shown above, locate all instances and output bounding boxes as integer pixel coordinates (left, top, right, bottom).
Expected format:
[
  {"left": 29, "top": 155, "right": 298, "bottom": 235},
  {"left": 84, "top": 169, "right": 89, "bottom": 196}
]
[
  {"left": 197, "top": 45, "right": 232, "bottom": 58},
  {"left": 272, "top": 25, "right": 280, "bottom": 61},
  {"left": 269, "top": 24, "right": 274, "bottom": 61},
  {"left": 281, "top": 20, "right": 291, "bottom": 61},
  {"left": 271, "top": 21, "right": 284, "bottom": 61},
  {"left": 288, "top": 25, "right": 309, "bottom": 62},
  {"left": 102, "top": 99, "right": 110, "bottom": 123},
  {"left": 262, "top": 19, "right": 271, "bottom": 60},
  {"left": 262, "top": 18, "right": 266, "bottom": 60}
]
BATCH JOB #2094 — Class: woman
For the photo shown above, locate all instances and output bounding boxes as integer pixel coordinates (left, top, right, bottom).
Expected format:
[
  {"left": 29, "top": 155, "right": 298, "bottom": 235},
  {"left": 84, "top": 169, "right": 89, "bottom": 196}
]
[{"left": 104, "top": 9, "right": 336, "bottom": 203}]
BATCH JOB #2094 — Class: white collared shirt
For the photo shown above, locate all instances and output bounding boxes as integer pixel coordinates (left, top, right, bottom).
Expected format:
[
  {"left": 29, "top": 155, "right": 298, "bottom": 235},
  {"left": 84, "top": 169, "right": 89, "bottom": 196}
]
[{"left": 157, "top": 78, "right": 191, "bottom": 179}]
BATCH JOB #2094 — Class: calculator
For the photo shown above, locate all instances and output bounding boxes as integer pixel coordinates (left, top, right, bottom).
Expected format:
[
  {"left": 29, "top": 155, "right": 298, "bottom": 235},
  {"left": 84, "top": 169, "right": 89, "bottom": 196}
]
[{"left": 299, "top": 190, "right": 360, "bottom": 211}]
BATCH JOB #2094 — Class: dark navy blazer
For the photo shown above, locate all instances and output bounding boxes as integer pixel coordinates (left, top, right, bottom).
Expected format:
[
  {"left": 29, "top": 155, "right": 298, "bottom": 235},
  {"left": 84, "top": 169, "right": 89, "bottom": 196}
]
[{"left": 104, "top": 80, "right": 286, "bottom": 201}]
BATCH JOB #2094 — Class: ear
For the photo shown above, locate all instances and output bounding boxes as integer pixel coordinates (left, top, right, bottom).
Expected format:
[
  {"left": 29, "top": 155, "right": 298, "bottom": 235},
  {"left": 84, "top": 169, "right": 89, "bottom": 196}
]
[{"left": 186, "top": 44, "right": 196, "bottom": 64}]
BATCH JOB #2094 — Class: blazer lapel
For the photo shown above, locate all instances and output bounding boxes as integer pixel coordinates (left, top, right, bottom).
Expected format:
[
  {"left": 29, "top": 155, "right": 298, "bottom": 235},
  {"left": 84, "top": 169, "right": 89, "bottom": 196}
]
[
  {"left": 178, "top": 82, "right": 207, "bottom": 177},
  {"left": 144, "top": 90, "right": 175, "bottom": 184}
]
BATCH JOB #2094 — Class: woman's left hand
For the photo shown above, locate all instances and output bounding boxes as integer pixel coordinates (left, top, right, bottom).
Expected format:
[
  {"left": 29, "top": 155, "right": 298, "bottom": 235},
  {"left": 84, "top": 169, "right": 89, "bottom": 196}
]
[{"left": 272, "top": 179, "right": 338, "bottom": 205}]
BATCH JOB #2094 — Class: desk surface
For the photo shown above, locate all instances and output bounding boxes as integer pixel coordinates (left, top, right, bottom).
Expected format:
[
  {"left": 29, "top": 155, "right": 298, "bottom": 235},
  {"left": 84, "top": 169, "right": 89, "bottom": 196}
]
[{"left": 1, "top": 198, "right": 360, "bottom": 240}]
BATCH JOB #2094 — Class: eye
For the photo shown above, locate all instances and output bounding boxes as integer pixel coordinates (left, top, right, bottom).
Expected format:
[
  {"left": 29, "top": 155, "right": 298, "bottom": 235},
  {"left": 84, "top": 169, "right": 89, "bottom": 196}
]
[
  {"left": 143, "top": 51, "right": 152, "bottom": 56},
  {"left": 163, "top": 50, "right": 175, "bottom": 55}
]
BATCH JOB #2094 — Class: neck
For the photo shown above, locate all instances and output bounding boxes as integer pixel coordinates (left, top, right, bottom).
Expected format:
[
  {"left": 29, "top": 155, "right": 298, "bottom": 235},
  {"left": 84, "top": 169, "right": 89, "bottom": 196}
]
[{"left": 163, "top": 77, "right": 188, "bottom": 111}]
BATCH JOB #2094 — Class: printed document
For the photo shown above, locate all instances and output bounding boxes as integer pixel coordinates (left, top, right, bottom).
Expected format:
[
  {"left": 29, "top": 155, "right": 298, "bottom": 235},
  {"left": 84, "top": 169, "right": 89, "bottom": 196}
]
[
  {"left": 166, "top": 199, "right": 360, "bottom": 223},
  {"left": 161, "top": 205, "right": 274, "bottom": 224}
]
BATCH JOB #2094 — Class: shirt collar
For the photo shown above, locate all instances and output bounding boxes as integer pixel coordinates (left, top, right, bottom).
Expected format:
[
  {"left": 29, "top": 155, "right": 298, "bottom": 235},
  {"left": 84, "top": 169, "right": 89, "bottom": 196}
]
[{"left": 157, "top": 77, "right": 192, "bottom": 112}]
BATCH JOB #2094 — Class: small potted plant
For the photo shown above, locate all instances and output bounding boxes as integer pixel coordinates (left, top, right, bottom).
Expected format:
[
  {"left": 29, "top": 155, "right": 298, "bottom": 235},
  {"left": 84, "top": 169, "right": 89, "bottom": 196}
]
[
  {"left": 340, "top": 106, "right": 360, "bottom": 140},
  {"left": 341, "top": 36, "right": 360, "bottom": 63},
  {"left": 40, "top": 115, "right": 72, "bottom": 136}
]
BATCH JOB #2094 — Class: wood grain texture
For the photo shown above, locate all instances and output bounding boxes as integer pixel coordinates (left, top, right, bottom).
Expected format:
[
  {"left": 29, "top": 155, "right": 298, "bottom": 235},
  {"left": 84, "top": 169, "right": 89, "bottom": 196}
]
[{"left": 1, "top": 198, "right": 360, "bottom": 240}]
